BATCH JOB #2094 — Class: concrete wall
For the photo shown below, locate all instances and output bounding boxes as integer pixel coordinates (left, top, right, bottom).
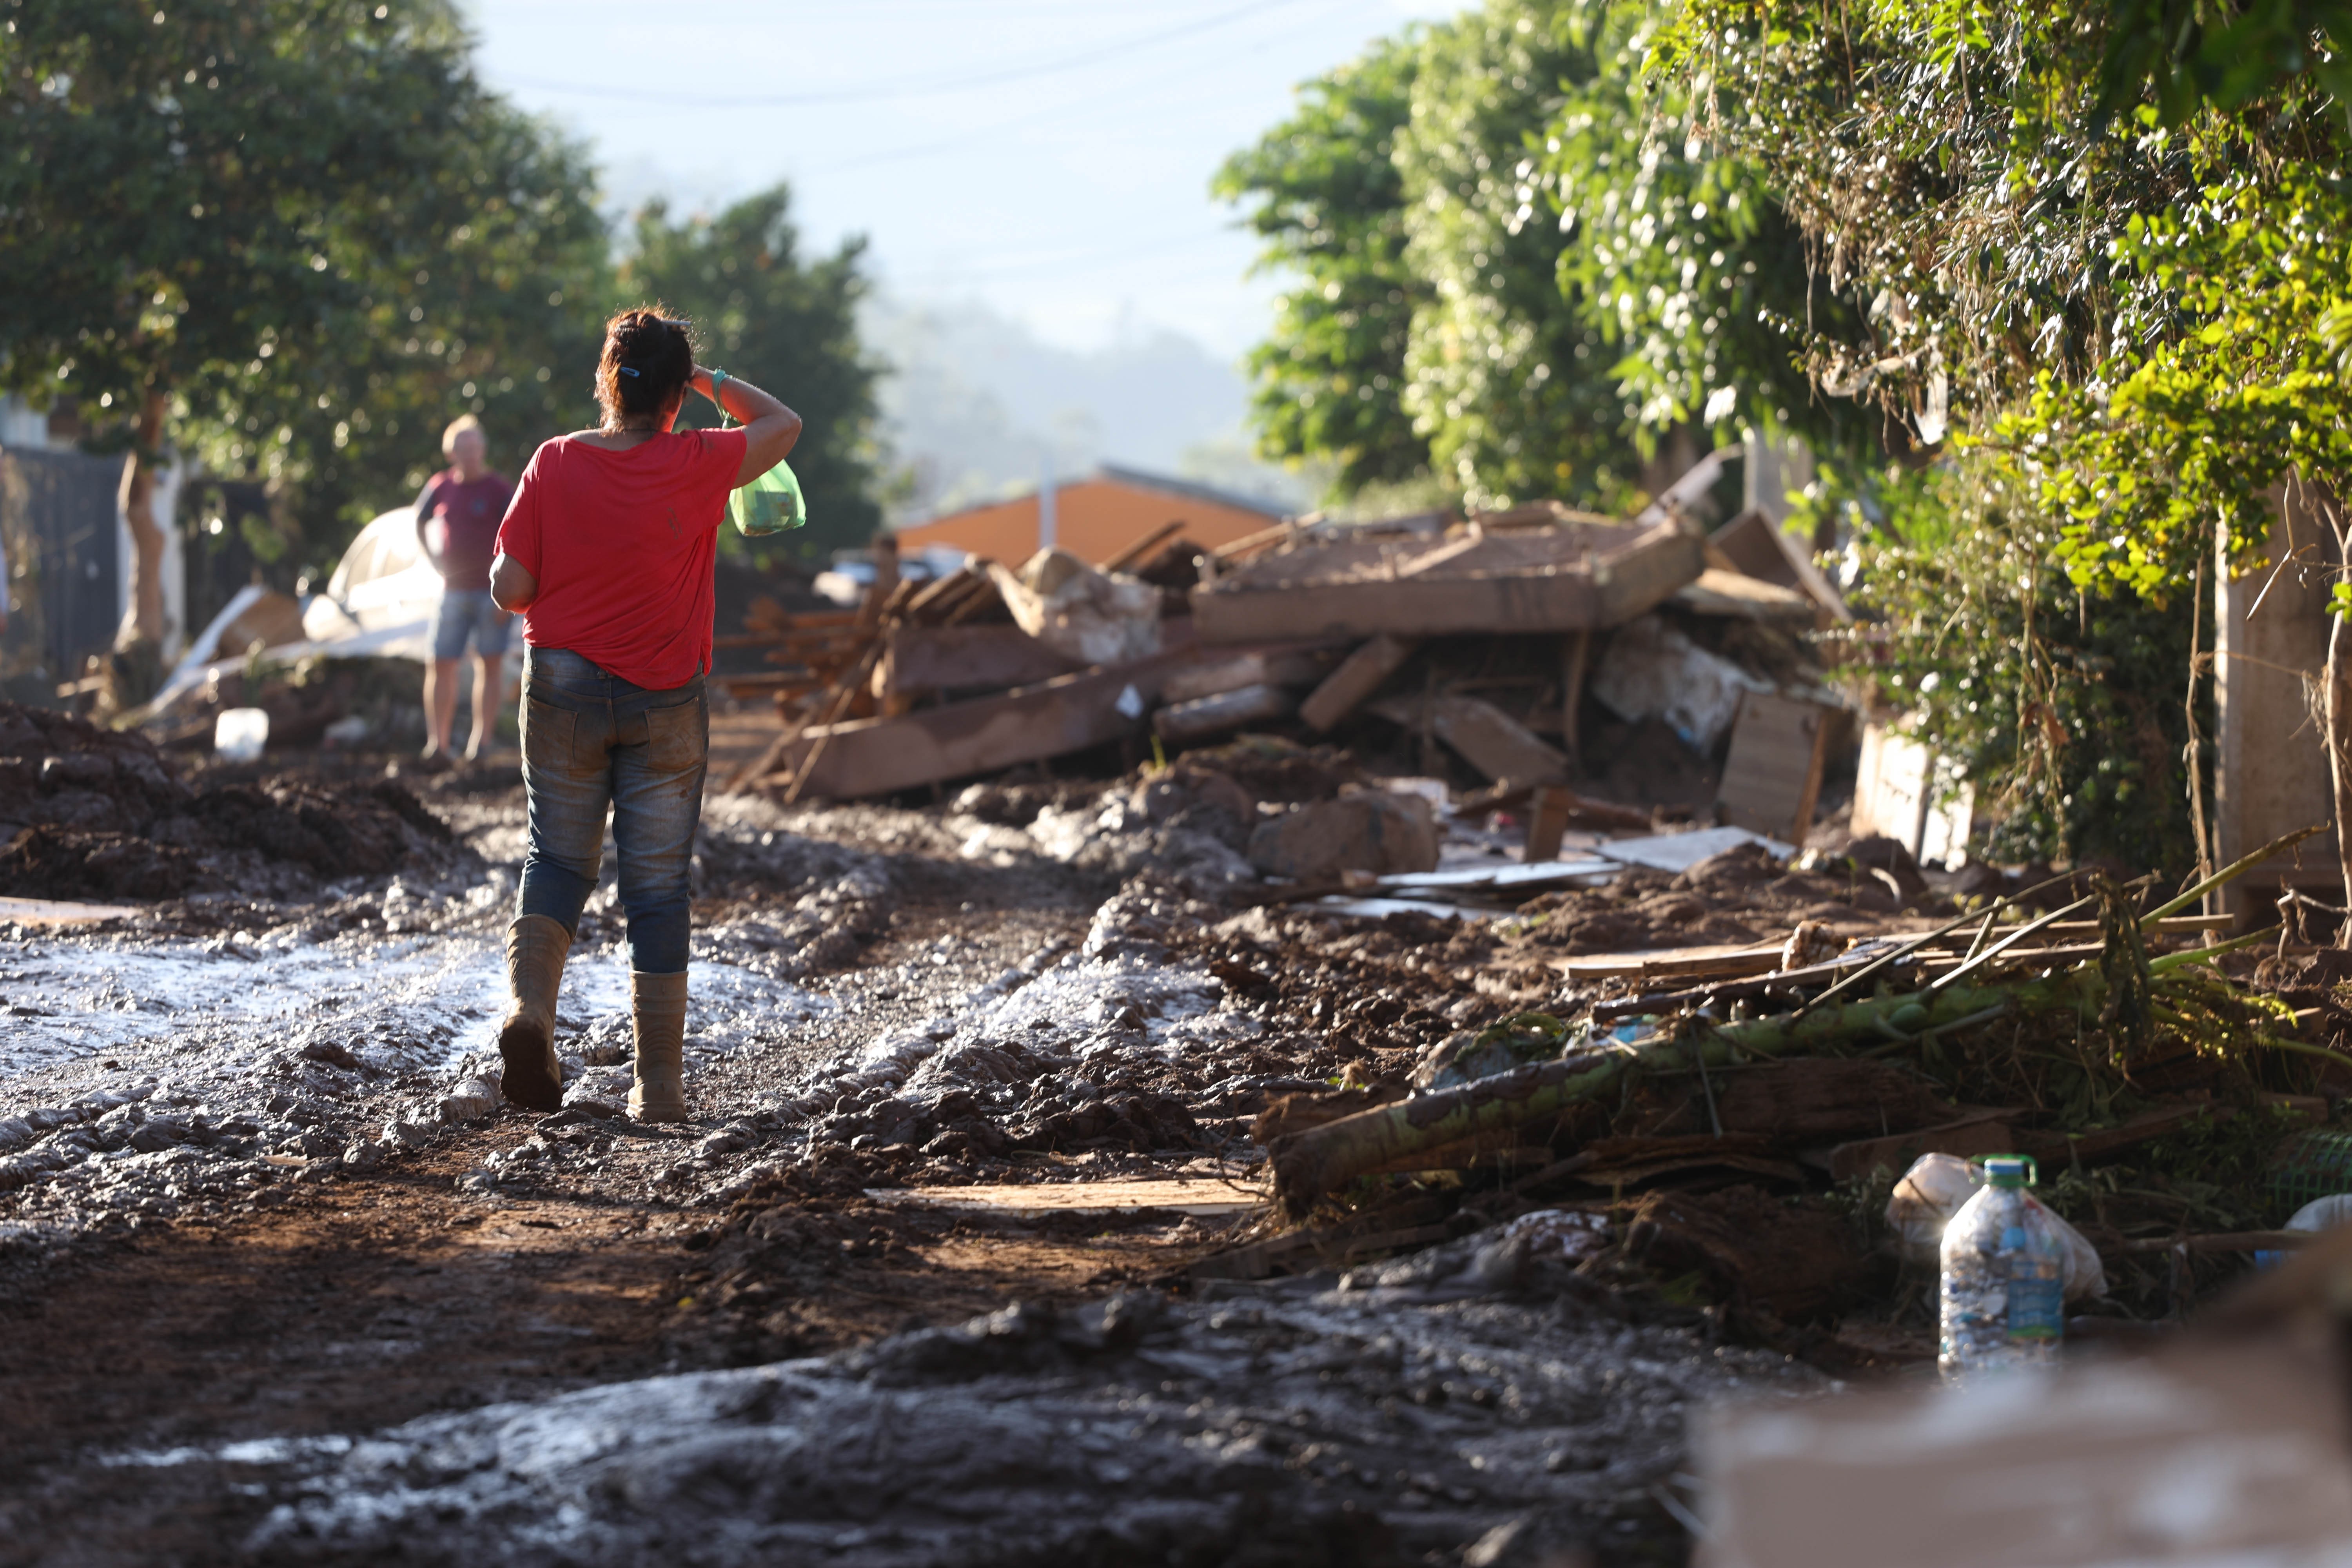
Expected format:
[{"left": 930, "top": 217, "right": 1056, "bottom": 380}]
[{"left": 2214, "top": 484, "right": 2342, "bottom": 921}]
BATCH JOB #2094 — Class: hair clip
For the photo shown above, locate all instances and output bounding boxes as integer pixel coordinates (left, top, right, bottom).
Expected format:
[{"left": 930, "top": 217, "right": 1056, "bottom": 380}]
[{"left": 616, "top": 365, "right": 641, "bottom": 378}]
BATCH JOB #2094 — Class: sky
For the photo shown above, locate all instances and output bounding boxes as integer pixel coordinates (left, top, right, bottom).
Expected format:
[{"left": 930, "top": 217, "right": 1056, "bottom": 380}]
[{"left": 463, "top": 0, "right": 1458, "bottom": 359}]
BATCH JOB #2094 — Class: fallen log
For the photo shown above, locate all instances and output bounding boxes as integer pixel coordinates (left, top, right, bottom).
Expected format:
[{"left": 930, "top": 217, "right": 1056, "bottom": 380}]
[{"left": 1273, "top": 943, "right": 2312, "bottom": 1213}]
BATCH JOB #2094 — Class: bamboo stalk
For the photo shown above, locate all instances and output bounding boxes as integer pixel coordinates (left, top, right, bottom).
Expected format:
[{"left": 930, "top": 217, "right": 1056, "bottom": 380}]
[
  {"left": 2141, "top": 824, "right": 2326, "bottom": 926},
  {"left": 1927, "top": 893, "right": 2098, "bottom": 991}
]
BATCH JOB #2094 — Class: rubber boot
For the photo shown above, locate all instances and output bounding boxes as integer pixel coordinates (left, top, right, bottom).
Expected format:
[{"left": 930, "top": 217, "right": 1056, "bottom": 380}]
[
  {"left": 628, "top": 970, "right": 689, "bottom": 1123},
  {"left": 497, "top": 915, "right": 571, "bottom": 1112}
]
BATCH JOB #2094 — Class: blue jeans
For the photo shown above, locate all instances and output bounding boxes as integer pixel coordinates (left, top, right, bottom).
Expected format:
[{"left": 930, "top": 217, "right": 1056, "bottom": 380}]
[
  {"left": 430, "top": 588, "right": 514, "bottom": 660},
  {"left": 516, "top": 648, "right": 707, "bottom": 974}
]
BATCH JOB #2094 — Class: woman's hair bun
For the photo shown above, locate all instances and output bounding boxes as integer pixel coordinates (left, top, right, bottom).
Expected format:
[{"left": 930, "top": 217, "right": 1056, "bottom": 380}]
[{"left": 595, "top": 308, "right": 695, "bottom": 426}]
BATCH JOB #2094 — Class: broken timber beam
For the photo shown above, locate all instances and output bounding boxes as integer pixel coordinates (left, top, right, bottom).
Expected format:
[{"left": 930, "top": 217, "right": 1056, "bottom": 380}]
[
  {"left": 1190, "top": 516, "right": 1702, "bottom": 643},
  {"left": 880, "top": 623, "right": 1083, "bottom": 699},
  {"left": 1299, "top": 635, "right": 1419, "bottom": 732},
  {"left": 765, "top": 642, "right": 1207, "bottom": 800},
  {"left": 1365, "top": 693, "right": 1569, "bottom": 786}
]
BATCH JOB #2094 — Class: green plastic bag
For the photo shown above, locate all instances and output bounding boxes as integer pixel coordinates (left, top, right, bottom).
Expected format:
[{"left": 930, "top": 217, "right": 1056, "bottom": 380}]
[
  {"left": 729, "top": 455, "right": 806, "bottom": 537},
  {"left": 719, "top": 407, "right": 807, "bottom": 537}
]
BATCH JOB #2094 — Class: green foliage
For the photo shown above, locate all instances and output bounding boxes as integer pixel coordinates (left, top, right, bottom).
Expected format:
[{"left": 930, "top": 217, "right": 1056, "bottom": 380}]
[
  {"left": 0, "top": 0, "right": 614, "bottom": 575},
  {"left": 620, "top": 189, "right": 885, "bottom": 567},
  {"left": 1392, "top": 1, "right": 1642, "bottom": 511},
  {"left": 1212, "top": 34, "right": 1430, "bottom": 496},
  {"left": 1651, "top": 0, "right": 2352, "bottom": 870},
  {"left": 1659, "top": 0, "right": 2177, "bottom": 434},
  {"left": 1543, "top": 2, "right": 1857, "bottom": 452},
  {"left": 2020, "top": 170, "right": 2352, "bottom": 607},
  {"left": 2094, "top": 0, "right": 2352, "bottom": 125},
  {"left": 1220, "top": 0, "right": 1864, "bottom": 513},
  {"left": 1850, "top": 451, "right": 2205, "bottom": 876}
]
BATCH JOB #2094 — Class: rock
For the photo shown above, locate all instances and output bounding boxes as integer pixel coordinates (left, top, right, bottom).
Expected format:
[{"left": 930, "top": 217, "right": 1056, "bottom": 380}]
[
  {"left": 439, "top": 1075, "right": 501, "bottom": 1123},
  {"left": 340, "top": 1139, "right": 385, "bottom": 1170},
  {"left": 1675, "top": 840, "right": 1785, "bottom": 890},
  {"left": 1246, "top": 790, "right": 1439, "bottom": 881},
  {"left": 1846, "top": 833, "right": 1928, "bottom": 899},
  {"left": 383, "top": 1117, "right": 435, "bottom": 1150}
]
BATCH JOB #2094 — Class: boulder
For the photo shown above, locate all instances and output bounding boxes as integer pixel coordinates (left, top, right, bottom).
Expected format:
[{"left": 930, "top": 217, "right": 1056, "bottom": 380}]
[{"left": 1246, "top": 789, "right": 1438, "bottom": 881}]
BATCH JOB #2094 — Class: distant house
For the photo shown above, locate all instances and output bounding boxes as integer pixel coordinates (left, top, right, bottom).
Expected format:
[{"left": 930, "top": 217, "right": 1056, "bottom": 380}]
[{"left": 890, "top": 464, "right": 1287, "bottom": 566}]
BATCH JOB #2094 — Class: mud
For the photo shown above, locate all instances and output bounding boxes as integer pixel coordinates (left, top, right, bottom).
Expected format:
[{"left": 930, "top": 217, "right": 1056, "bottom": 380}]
[
  {"left": 95, "top": 1285, "right": 1820, "bottom": 1568},
  {"left": 0, "top": 702, "right": 463, "bottom": 902},
  {"left": 0, "top": 757, "right": 1886, "bottom": 1567}
]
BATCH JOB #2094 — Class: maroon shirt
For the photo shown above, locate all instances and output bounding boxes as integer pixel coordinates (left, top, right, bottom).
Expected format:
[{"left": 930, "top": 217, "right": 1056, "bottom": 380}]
[{"left": 414, "top": 469, "right": 515, "bottom": 593}]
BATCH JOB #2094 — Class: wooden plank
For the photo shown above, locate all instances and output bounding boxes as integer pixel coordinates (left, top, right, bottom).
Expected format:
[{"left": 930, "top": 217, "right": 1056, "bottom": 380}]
[
  {"left": 1674, "top": 566, "right": 1817, "bottom": 621},
  {"left": 1161, "top": 645, "right": 1341, "bottom": 705},
  {"left": 1522, "top": 786, "right": 1650, "bottom": 854},
  {"left": 864, "top": 1176, "right": 1265, "bottom": 1218},
  {"left": 1709, "top": 506, "right": 1852, "bottom": 620},
  {"left": 2215, "top": 488, "right": 2343, "bottom": 923},
  {"left": 1299, "top": 634, "right": 1419, "bottom": 731},
  {"left": 1524, "top": 786, "right": 1575, "bottom": 863},
  {"left": 1551, "top": 942, "right": 1790, "bottom": 983},
  {"left": 2011, "top": 1102, "right": 2223, "bottom": 1166},
  {"left": 0, "top": 896, "right": 142, "bottom": 925},
  {"left": 1191, "top": 519, "right": 1702, "bottom": 642},
  {"left": 1558, "top": 629, "right": 1590, "bottom": 768},
  {"left": 1717, "top": 690, "right": 1841, "bottom": 846},
  {"left": 1826, "top": 1111, "right": 2019, "bottom": 1182},
  {"left": 1103, "top": 519, "right": 1189, "bottom": 573},
  {"left": 1153, "top": 682, "right": 1297, "bottom": 744},
  {"left": 768, "top": 645, "right": 1206, "bottom": 799},
  {"left": 1365, "top": 693, "right": 1569, "bottom": 786},
  {"left": 2119, "top": 1230, "right": 2318, "bottom": 1255},
  {"left": 880, "top": 622, "right": 1083, "bottom": 697}
]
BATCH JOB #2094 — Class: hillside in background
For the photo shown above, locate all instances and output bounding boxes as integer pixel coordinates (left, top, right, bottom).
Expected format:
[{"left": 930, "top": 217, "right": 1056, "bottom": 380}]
[{"left": 863, "top": 295, "right": 1314, "bottom": 524}]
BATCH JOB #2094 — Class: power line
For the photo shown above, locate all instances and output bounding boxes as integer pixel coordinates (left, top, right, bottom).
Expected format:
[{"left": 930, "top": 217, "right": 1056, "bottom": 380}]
[
  {"left": 825, "top": 0, "right": 1363, "bottom": 173},
  {"left": 487, "top": 0, "right": 1314, "bottom": 109}
]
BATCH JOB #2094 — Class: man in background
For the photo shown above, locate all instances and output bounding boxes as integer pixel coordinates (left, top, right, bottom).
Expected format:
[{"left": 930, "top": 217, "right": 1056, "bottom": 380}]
[{"left": 414, "top": 414, "right": 514, "bottom": 764}]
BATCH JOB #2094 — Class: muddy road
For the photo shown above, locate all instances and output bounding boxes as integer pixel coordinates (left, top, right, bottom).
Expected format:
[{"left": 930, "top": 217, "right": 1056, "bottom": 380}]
[{"left": 0, "top": 768, "right": 1820, "bottom": 1567}]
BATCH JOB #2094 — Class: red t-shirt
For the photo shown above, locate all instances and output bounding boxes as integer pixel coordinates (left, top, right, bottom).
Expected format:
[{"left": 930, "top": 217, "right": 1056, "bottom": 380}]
[{"left": 494, "top": 428, "right": 747, "bottom": 691}]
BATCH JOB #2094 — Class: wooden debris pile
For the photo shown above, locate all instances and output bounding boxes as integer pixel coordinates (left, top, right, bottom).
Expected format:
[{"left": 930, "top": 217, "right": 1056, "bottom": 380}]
[
  {"left": 1196, "top": 827, "right": 2352, "bottom": 1334},
  {"left": 722, "top": 523, "right": 1207, "bottom": 800},
  {"left": 722, "top": 444, "right": 1863, "bottom": 820}
]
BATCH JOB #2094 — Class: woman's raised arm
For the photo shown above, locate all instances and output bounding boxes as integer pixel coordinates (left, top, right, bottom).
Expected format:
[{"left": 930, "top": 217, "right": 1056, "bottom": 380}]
[{"left": 691, "top": 368, "right": 802, "bottom": 488}]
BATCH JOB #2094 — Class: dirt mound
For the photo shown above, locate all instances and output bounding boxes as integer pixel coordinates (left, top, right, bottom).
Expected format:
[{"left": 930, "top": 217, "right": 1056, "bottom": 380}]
[
  {"left": 172, "top": 777, "right": 448, "bottom": 878},
  {"left": 0, "top": 826, "right": 203, "bottom": 900},
  {"left": 0, "top": 701, "right": 456, "bottom": 902}
]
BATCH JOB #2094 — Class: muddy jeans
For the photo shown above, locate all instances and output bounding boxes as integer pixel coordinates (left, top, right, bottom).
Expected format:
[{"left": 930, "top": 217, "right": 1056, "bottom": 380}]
[{"left": 516, "top": 648, "right": 707, "bottom": 974}]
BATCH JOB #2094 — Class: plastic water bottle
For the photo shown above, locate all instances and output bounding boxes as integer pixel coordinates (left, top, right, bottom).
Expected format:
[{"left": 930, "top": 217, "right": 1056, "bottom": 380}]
[{"left": 1938, "top": 1154, "right": 2067, "bottom": 1384}]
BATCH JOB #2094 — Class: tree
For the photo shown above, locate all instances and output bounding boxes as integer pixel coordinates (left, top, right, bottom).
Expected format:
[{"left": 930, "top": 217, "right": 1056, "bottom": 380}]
[
  {"left": 1542, "top": 4, "right": 1858, "bottom": 457},
  {"left": 1394, "top": 1, "right": 1649, "bottom": 511},
  {"left": 1664, "top": 0, "right": 2352, "bottom": 901},
  {"left": 621, "top": 189, "right": 884, "bottom": 568},
  {"left": 1219, "top": 0, "right": 1860, "bottom": 514},
  {"left": 0, "top": 0, "right": 609, "bottom": 657},
  {"left": 1213, "top": 35, "right": 1431, "bottom": 497}
]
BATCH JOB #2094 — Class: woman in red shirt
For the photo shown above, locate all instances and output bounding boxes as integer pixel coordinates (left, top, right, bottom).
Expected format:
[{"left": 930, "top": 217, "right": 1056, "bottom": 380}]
[{"left": 487, "top": 309, "right": 801, "bottom": 1121}]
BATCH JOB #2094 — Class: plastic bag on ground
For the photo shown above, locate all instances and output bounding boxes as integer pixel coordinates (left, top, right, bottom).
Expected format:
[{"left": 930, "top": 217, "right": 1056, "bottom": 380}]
[
  {"left": 1887, "top": 1151, "right": 2106, "bottom": 1301},
  {"left": 2256, "top": 1192, "right": 2352, "bottom": 1269}
]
